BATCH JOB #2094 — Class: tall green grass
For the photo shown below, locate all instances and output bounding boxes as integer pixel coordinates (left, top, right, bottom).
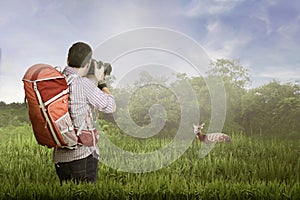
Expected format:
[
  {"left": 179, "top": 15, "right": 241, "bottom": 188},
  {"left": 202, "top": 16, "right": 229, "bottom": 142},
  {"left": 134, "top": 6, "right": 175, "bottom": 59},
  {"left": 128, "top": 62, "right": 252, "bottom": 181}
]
[{"left": 0, "top": 124, "right": 299, "bottom": 199}]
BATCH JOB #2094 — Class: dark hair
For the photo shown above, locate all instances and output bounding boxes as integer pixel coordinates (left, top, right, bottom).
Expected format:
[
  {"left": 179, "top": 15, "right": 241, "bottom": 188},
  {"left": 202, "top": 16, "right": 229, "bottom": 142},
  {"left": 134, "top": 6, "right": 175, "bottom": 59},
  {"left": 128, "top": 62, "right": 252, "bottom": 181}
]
[{"left": 67, "top": 42, "right": 92, "bottom": 68}]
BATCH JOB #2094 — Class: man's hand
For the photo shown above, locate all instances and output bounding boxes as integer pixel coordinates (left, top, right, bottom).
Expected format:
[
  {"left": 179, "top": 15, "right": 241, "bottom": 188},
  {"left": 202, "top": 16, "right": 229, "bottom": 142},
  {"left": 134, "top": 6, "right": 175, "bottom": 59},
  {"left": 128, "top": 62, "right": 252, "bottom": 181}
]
[{"left": 98, "top": 82, "right": 111, "bottom": 95}]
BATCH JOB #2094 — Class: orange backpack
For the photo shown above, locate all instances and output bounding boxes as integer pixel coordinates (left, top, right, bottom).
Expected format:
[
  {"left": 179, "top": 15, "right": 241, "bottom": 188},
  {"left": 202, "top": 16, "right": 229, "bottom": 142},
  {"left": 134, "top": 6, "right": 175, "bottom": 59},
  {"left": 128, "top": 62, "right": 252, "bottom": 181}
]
[{"left": 22, "top": 64, "right": 78, "bottom": 148}]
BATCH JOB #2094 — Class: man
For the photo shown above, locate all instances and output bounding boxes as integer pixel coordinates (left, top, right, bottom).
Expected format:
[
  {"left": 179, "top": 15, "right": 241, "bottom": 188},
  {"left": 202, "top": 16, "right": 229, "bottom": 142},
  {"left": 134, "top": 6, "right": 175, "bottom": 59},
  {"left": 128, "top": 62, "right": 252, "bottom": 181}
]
[{"left": 53, "top": 42, "right": 116, "bottom": 184}]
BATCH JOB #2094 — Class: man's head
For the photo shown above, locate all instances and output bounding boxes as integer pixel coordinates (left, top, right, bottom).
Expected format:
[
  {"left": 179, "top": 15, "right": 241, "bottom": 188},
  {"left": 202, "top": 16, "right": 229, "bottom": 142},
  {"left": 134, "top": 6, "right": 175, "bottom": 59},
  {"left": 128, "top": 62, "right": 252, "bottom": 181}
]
[
  {"left": 67, "top": 42, "right": 92, "bottom": 68},
  {"left": 67, "top": 42, "right": 92, "bottom": 76}
]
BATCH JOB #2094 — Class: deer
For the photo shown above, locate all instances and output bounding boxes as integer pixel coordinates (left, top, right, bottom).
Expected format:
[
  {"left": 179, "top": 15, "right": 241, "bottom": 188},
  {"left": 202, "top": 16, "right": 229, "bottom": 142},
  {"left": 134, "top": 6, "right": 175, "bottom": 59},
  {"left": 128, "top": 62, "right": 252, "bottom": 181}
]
[{"left": 193, "top": 123, "right": 231, "bottom": 144}]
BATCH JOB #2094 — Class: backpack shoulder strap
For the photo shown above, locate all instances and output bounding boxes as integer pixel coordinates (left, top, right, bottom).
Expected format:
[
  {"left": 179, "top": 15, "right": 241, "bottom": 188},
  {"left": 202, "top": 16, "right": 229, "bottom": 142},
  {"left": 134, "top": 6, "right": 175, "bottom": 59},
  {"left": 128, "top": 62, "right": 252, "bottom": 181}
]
[{"left": 66, "top": 74, "right": 78, "bottom": 85}]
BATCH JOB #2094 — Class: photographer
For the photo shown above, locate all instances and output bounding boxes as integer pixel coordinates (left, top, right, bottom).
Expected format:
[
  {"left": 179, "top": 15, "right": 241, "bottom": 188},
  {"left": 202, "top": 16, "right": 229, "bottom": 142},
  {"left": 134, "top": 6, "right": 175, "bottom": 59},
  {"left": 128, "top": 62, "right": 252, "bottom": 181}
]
[{"left": 53, "top": 42, "right": 116, "bottom": 184}]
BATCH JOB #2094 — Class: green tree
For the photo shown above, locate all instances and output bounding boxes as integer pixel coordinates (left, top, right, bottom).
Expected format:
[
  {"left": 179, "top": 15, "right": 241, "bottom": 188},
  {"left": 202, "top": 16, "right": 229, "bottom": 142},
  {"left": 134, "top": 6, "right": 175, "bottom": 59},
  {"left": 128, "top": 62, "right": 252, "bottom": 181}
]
[
  {"left": 189, "top": 76, "right": 211, "bottom": 124},
  {"left": 0, "top": 102, "right": 29, "bottom": 127},
  {"left": 241, "top": 81, "right": 300, "bottom": 135},
  {"left": 207, "top": 58, "right": 251, "bottom": 88},
  {"left": 112, "top": 71, "right": 180, "bottom": 137},
  {"left": 206, "top": 58, "right": 250, "bottom": 133}
]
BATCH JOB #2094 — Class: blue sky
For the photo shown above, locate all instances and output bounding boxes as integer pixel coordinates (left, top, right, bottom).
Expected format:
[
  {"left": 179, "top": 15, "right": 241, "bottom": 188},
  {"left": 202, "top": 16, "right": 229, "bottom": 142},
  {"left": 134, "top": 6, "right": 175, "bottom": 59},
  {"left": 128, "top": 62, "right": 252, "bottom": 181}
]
[{"left": 0, "top": 0, "right": 299, "bottom": 103}]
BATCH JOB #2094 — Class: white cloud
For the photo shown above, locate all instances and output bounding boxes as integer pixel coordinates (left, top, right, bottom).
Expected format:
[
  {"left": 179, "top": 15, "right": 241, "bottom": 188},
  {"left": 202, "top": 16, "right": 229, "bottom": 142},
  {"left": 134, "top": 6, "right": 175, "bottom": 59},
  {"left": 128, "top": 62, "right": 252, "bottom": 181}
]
[
  {"left": 181, "top": 0, "right": 241, "bottom": 17},
  {"left": 252, "top": 13, "right": 272, "bottom": 35},
  {"left": 203, "top": 19, "right": 252, "bottom": 60},
  {"left": 276, "top": 14, "right": 300, "bottom": 42},
  {"left": 257, "top": 67, "right": 300, "bottom": 79}
]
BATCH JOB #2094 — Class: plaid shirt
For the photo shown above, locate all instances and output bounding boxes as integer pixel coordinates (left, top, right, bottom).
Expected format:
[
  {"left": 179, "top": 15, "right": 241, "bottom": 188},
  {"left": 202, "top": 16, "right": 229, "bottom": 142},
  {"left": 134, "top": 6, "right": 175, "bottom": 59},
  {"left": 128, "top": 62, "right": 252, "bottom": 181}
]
[{"left": 53, "top": 66, "right": 116, "bottom": 163}]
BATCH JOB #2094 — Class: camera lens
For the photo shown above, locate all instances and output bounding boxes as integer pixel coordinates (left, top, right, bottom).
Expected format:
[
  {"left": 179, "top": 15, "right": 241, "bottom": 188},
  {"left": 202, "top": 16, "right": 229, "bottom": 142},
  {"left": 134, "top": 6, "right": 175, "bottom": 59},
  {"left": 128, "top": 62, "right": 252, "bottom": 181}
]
[{"left": 103, "top": 63, "right": 112, "bottom": 75}]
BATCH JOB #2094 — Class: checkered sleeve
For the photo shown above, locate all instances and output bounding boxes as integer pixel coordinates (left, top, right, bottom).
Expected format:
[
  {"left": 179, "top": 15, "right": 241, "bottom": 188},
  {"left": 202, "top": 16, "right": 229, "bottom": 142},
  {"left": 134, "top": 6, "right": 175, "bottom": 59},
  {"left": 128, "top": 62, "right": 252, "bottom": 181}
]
[{"left": 83, "top": 78, "right": 116, "bottom": 113}]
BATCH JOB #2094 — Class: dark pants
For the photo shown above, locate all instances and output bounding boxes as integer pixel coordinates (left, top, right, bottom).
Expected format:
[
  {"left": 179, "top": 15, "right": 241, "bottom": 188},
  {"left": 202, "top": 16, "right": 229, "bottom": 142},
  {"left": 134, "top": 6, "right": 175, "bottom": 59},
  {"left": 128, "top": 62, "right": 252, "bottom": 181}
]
[{"left": 55, "top": 154, "right": 98, "bottom": 184}]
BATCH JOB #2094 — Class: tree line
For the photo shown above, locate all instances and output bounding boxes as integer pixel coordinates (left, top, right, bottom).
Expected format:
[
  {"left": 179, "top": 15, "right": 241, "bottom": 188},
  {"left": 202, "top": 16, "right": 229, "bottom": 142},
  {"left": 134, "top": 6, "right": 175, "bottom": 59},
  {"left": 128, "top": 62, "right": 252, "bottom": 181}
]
[
  {"left": 0, "top": 101, "right": 29, "bottom": 127},
  {"left": 110, "top": 58, "right": 300, "bottom": 137},
  {"left": 1, "top": 58, "right": 299, "bottom": 137}
]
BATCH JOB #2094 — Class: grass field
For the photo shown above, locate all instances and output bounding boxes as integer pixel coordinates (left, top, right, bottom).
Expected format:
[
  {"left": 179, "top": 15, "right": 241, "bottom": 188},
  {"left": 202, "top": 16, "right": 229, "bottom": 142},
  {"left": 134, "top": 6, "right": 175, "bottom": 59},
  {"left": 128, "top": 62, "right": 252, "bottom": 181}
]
[{"left": 0, "top": 124, "right": 299, "bottom": 199}]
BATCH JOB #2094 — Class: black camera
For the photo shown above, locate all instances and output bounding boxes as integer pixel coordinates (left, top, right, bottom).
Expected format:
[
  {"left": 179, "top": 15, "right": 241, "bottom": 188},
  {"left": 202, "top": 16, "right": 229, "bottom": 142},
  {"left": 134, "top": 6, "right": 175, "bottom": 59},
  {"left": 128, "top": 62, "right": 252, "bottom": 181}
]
[{"left": 88, "top": 59, "right": 112, "bottom": 77}]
